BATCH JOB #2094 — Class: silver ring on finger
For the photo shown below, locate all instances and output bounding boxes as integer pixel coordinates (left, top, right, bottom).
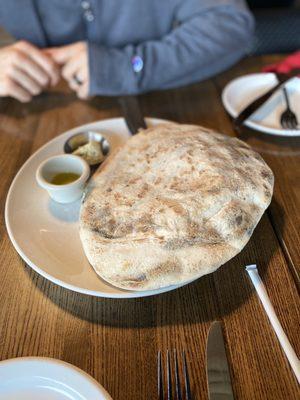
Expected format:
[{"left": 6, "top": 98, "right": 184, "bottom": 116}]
[{"left": 73, "top": 74, "right": 83, "bottom": 86}]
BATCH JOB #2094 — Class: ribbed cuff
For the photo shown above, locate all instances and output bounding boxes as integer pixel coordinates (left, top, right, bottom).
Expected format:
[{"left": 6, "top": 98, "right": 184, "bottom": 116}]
[{"left": 88, "top": 42, "right": 139, "bottom": 96}]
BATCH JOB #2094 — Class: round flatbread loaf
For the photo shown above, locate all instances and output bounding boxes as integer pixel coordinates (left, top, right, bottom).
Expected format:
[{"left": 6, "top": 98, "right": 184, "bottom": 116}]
[{"left": 80, "top": 123, "right": 274, "bottom": 291}]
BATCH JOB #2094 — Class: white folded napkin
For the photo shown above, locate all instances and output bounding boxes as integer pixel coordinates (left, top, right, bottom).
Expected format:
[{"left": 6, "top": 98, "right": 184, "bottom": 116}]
[{"left": 246, "top": 264, "right": 300, "bottom": 384}]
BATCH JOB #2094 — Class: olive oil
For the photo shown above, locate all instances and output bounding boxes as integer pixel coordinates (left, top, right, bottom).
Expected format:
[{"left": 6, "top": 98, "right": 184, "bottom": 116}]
[{"left": 51, "top": 172, "right": 80, "bottom": 185}]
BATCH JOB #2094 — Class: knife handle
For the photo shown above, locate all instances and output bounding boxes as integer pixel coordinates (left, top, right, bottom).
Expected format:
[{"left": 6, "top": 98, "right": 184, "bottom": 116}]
[{"left": 118, "top": 96, "right": 147, "bottom": 135}]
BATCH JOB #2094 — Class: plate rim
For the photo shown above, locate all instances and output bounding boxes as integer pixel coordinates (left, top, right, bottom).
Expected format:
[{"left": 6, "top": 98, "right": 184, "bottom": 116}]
[
  {"left": 221, "top": 72, "right": 300, "bottom": 137},
  {"left": 0, "top": 356, "right": 112, "bottom": 399},
  {"left": 4, "top": 117, "right": 188, "bottom": 299}
]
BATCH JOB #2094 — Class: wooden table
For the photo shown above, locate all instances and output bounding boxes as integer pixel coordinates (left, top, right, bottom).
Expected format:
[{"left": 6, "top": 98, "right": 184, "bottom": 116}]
[{"left": 0, "top": 55, "right": 299, "bottom": 399}]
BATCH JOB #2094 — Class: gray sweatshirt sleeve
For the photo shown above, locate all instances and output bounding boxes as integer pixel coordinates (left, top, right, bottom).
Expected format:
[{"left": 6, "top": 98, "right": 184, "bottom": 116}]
[{"left": 88, "top": 0, "right": 254, "bottom": 96}]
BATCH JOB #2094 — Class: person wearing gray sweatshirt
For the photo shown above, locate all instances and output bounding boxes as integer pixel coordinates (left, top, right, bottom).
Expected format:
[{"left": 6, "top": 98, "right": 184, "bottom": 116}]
[{"left": 0, "top": 0, "right": 254, "bottom": 102}]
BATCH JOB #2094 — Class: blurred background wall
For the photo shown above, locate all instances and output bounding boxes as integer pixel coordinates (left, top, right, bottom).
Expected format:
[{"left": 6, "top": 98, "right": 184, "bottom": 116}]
[{"left": 248, "top": 0, "right": 300, "bottom": 54}]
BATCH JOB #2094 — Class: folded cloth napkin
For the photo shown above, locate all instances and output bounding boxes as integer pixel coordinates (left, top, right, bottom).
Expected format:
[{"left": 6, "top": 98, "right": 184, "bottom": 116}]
[{"left": 262, "top": 51, "right": 300, "bottom": 74}]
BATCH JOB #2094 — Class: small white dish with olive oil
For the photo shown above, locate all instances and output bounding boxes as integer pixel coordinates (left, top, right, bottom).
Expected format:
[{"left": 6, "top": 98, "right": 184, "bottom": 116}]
[{"left": 36, "top": 154, "right": 90, "bottom": 204}]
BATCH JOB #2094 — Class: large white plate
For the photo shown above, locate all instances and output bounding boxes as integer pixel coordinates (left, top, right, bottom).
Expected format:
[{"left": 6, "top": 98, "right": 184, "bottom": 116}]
[
  {"left": 5, "top": 117, "right": 190, "bottom": 298},
  {"left": 222, "top": 73, "right": 300, "bottom": 136},
  {"left": 0, "top": 357, "right": 112, "bottom": 399}
]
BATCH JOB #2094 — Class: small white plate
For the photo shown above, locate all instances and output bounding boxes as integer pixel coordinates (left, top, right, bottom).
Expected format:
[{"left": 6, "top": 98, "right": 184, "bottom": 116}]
[
  {"left": 5, "top": 117, "right": 190, "bottom": 298},
  {"left": 222, "top": 73, "right": 300, "bottom": 136},
  {"left": 0, "top": 357, "right": 112, "bottom": 400}
]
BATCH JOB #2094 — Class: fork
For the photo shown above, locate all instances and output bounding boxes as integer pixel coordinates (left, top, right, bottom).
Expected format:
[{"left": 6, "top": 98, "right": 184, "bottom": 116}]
[
  {"left": 158, "top": 350, "right": 192, "bottom": 400},
  {"left": 280, "top": 87, "right": 298, "bottom": 130}
]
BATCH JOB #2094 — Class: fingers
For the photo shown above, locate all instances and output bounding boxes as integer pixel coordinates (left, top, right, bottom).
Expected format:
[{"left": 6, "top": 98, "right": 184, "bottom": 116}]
[
  {"left": 7, "top": 66, "right": 41, "bottom": 96},
  {"left": 8, "top": 42, "right": 58, "bottom": 88},
  {"left": 69, "top": 78, "right": 79, "bottom": 91},
  {"left": 15, "top": 41, "right": 59, "bottom": 86},
  {"left": 60, "top": 49, "right": 89, "bottom": 99},
  {"left": 44, "top": 42, "right": 89, "bottom": 99},
  {"left": 9, "top": 81, "right": 32, "bottom": 102},
  {"left": 45, "top": 43, "right": 81, "bottom": 65},
  {"left": 0, "top": 78, "right": 31, "bottom": 102},
  {"left": 0, "top": 40, "right": 63, "bottom": 103},
  {"left": 77, "top": 82, "right": 89, "bottom": 99},
  {"left": 13, "top": 52, "right": 50, "bottom": 87},
  {"left": 44, "top": 47, "right": 68, "bottom": 65},
  {"left": 61, "top": 55, "right": 82, "bottom": 82},
  {"left": 68, "top": 76, "right": 88, "bottom": 98}
]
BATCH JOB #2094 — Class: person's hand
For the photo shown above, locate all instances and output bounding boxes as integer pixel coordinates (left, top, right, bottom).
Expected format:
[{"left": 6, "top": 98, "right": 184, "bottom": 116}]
[
  {"left": 45, "top": 42, "right": 89, "bottom": 99},
  {"left": 0, "top": 41, "right": 60, "bottom": 102}
]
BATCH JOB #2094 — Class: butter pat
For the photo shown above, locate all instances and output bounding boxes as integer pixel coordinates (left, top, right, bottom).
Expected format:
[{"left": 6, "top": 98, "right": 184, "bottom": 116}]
[{"left": 73, "top": 140, "right": 104, "bottom": 165}]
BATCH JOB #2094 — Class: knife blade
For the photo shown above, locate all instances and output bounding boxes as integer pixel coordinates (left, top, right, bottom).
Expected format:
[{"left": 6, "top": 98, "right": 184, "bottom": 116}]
[
  {"left": 206, "top": 321, "right": 234, "bottom": 400},
  {"left": 234, "top": 69, "right": 300, "bottom": 127},
  {"left": 118, "top": 95, "right": 147, "bottom": 135}
]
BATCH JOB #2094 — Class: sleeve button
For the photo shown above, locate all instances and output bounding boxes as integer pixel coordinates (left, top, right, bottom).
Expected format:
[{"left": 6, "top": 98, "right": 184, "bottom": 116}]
[
  {"left": 131, "top": 56, "right": 143, "bottom": 73},
  {"left": 81, "top": 1, "right": 90, "bottom": 10},
  {"left": 84, "top": 10, "right": 95, "bottom": 21}
]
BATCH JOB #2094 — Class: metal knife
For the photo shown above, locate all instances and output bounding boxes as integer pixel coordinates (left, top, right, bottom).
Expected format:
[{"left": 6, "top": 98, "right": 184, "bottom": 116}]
[
  {"left": 206, "top": 321, "right": 234, "bottom": 400},
  {"left": 118, "top": 95, "right": 147, "bottom": 135},
  {"left": 234, "top": 69, "right": 300, "bottom": 127}
]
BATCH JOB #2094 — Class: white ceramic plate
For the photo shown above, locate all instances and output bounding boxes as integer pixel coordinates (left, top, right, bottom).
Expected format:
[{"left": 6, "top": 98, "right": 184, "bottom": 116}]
[
  {"left": 0, "top": 357, "right": 112, "bottom": 400},
  {"left": 222, "top": 73, "right": 300, "bottom": 136},
  {"left": 5, "top": 117, "right": 191, "bottom": 298}
]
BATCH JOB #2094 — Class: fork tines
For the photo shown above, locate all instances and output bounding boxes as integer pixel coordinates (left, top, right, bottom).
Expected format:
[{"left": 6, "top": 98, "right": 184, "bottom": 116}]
[
  {"left": 280, "top": 87, "right": 299, "bottom": 130},
  {"left": 158, "top": 349, "right": 191, "bottom": 400}
]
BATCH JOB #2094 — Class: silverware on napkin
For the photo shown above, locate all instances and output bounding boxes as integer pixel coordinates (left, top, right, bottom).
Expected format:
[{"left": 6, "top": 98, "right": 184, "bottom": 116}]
[
  {"left": 118, "top": 95, "right": 147, "bottom": 134},
  {"left": 280, "top": 87, "right": 299, "bottom": 130},
  {"left": 206, "top": 321, "right": 234, "bottom": 400},
  {"left": 246, "top": 265, "right": 300, "bottom": 384},
  {"left": 234, "top": 69, "right": 300, "bottom": 128}
]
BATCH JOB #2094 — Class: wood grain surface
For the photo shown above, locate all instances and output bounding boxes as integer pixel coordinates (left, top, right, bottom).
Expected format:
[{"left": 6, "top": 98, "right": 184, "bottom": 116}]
[{"left": 0, "top": 56, "right": 299, "bottom": 400}]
